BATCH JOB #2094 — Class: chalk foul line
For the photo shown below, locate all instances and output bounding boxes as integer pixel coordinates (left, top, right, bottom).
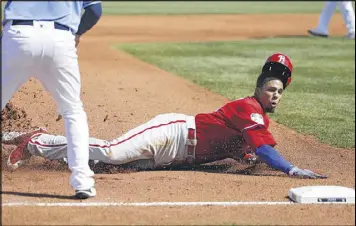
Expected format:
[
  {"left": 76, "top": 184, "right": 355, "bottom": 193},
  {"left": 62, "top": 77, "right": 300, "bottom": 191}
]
[
  {"left": 2, "top": 201, "right": 353, "bottom": 207},
  {"left": 3, "top": 201, "right": 296, "bottom": 207}
]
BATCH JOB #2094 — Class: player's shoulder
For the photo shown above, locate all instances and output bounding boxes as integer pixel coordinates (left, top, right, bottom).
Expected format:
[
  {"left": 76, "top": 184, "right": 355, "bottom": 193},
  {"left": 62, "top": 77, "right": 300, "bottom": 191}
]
[
  {"left": 234, "top": 97, "right": 269, "bottom": 126},
  {"left": 230, "top": 96, "right": 262, "bottom": 110},
  {"left": 215, "top": 96, "right": 263, "bottom": 115}
]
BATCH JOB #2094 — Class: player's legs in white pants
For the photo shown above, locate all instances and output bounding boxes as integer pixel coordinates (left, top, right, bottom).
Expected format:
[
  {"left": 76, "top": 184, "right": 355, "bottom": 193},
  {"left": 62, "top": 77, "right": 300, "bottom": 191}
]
[
  {"left": 27, "top": 134, "right": 137, "bottom": 164},
  {"left": 339, "top": 1, "right": 355, "bottom": 37},
  {"left": 27, "top": 113, "right": 196, "bottom": 168},
  {"left": 34, "top": 22, "right": 94, "bottom": 191},
  {"left": 313, "top": 1, "right": 355, "bottom": 36},
  {"left": 314, "top": 1, "right": 338, "bottom": 35},
  {"left": 2, "top": 25, "right": 36, "bottom": 109},
  {"left": 1, "top": 21, "right": 94, "bottom": 192}
]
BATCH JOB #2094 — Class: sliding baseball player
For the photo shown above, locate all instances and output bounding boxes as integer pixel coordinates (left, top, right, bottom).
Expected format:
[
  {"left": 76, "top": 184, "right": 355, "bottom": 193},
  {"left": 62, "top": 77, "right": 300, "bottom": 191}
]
[{"left": 4, "top": 53, "right": 327, "bottom": 179}]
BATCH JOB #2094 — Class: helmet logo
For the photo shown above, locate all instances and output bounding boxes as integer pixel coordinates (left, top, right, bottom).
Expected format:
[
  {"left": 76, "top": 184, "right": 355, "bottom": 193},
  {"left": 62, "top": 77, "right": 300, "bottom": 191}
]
[{"left": 278, "top": 55, "right": 286, "bottom": 64}]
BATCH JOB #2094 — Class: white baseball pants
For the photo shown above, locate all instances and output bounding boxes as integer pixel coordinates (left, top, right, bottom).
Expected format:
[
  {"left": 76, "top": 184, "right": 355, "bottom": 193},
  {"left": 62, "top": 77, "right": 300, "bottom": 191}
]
[
  {"left": 1, "top": 21, "right": 94, "bottom": 191},
  {"left": 315, "top": 1, "right": 355, "bottom": 35},
  {"left": 26, "top": 113, "right": 196, "bottom": 168}
]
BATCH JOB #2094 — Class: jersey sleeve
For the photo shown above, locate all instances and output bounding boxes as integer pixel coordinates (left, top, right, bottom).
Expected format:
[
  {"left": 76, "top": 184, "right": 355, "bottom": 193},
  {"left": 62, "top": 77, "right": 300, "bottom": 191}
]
[
  {"left": 243, "top": 126, "right": 276, "bottom": 150},
  {"left": 230, "top": 104, "right": 277, "bottom": 150},
  {"left": 83, "top": 1, "right": 101, "bottom": 9}
]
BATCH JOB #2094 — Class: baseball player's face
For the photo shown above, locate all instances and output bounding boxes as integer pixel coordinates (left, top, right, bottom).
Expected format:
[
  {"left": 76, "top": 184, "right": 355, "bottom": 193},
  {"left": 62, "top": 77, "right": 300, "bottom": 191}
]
[{"left": 257, "top": 79, "right": 284, "bottom": 113}]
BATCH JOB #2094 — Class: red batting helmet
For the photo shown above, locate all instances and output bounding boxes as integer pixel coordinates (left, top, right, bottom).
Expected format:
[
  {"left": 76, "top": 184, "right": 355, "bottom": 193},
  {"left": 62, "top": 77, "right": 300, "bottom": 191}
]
[{"left": 261, "top": 53, "right": 293, "bottom": 89}]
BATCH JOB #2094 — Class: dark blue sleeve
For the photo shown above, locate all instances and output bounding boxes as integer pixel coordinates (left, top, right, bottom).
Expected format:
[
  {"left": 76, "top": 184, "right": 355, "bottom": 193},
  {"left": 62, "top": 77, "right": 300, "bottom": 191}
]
[
  {"left": 255, "top": 145, "right": 295, "bottom": 174},
  {"left": 76, "top": 3, "right": 102, "bottom": 36}
]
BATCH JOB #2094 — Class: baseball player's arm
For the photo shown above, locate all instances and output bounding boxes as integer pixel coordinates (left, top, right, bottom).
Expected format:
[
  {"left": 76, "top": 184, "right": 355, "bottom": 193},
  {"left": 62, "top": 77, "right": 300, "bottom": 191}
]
[
  {"left": 77, "top": 2, "right": 102, "bottom": 36},
  {"left": 241, "top": 123, "right": 327, "bottom": 179},
  {"left": 255, "top": 145, "right": 327, "bottom": 179},
  {"left": 230, "top": 104, "right": 327, "bottom": 179},
  {"left": 75, "top": 1, "right": 102, "bottom": 46}
]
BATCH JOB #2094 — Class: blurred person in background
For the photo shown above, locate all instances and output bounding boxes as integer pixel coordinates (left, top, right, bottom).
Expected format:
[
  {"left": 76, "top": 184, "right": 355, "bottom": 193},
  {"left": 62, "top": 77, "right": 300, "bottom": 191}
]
[{"left": 308, "top": 1, "right": 355, "bottom": 39}]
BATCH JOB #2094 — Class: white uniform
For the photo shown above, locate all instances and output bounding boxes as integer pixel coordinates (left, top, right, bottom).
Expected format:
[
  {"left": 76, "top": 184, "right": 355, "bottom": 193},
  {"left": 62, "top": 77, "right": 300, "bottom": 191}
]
[
  {"left": 313, "top": 1, "right": 355, "bottom": 37},
  {"left": 25, "top": 114, "right": 196, "bottom": 169},
  {"left": 1, "top": 1, "right": 100, "bottom": 192}
]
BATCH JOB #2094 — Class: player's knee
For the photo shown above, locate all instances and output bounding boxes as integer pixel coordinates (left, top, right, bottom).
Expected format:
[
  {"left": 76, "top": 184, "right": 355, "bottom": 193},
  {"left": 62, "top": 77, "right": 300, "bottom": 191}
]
[{"left": 59, "top": 103, "right": 86, "bottom": 116}]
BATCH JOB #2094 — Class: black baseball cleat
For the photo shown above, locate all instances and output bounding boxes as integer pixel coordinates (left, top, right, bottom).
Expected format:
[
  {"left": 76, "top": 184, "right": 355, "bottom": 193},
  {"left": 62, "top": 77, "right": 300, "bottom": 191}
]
[
  {"left": 307, "top": 29, "right": 328, "bottom": 38},
  {"left": 75, "top": 187, "right": 96, "bottom": 199},
  {"left": 345, "top": 33, "right": 355, "bottom": 39}
]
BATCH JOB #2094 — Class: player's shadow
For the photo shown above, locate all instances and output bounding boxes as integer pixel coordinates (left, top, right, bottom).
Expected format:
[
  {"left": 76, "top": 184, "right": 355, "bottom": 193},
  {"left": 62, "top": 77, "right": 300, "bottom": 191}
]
[
  {"left": 92, "top": 160, "right": 286, "bottom": 177},
  {"left": 251, "top": 34, "right": 311, "bottom": 39},
  {"left": 160, "top": 164, "right": 287, "bottom": 177},
  {"left": 2, "top": 191, "right": 77, "bottom": 200}
]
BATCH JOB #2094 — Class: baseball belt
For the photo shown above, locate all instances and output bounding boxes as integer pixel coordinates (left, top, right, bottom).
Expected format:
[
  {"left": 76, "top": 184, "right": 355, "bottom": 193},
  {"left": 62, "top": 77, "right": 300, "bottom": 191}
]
[
  {"left": 185, "top": 128, "right": 197, "bottom": 164},
  {"left": 12, "top": 20, "right": 70, "bottom": 31}
]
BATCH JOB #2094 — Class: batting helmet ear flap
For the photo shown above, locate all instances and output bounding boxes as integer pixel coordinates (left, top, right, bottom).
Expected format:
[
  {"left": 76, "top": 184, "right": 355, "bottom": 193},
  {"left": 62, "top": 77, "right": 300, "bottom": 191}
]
[{"left": 286, "top": 76, "right": 292, "bottom": 88}]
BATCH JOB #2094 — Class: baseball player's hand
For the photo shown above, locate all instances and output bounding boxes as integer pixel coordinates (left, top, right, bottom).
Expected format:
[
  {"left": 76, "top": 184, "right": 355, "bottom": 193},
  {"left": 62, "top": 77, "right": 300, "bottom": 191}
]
[
  {"left": 288, "top": 166, "right": 327, "bottom": 179},
  {"left": 75, "top": 35, "right": 81, "bottom": 47}
]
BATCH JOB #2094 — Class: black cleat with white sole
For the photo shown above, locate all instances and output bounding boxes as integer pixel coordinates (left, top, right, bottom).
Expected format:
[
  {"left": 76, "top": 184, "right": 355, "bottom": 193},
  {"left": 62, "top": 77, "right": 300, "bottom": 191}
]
[{"left": 75, "top": 187, "right": 96, "bottom": 199}]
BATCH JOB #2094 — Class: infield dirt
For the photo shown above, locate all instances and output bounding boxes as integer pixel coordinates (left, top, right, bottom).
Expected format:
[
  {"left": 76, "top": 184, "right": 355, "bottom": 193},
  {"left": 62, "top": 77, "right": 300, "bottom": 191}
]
[{"left": 2, "top": 14, "right": 355, "bottom": 225}]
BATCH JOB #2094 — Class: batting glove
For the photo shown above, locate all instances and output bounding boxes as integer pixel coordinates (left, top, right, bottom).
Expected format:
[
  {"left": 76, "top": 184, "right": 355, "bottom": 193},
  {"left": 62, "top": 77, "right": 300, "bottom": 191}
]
[{"left": 288, "top": 166, "right": 328, "bottom": 179}]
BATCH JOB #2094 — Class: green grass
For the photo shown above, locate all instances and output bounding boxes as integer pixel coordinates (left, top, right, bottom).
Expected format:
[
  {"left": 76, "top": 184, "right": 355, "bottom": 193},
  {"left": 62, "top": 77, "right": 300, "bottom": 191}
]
[
  {"left": 2, "top": 1, "right": 355, "bottom": 16},
  {"left": 116, "top": 38, "right": 355, "bottom": 148},
  {"left": 101, "top": 1, "right": 328, "bottom": 15}
]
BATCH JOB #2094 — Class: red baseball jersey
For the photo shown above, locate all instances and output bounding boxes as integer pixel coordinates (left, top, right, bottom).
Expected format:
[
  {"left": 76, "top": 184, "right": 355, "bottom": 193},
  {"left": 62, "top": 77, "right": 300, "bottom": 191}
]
[{"left": 194, "top": 96, "right": 277, "bottom": 163}]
